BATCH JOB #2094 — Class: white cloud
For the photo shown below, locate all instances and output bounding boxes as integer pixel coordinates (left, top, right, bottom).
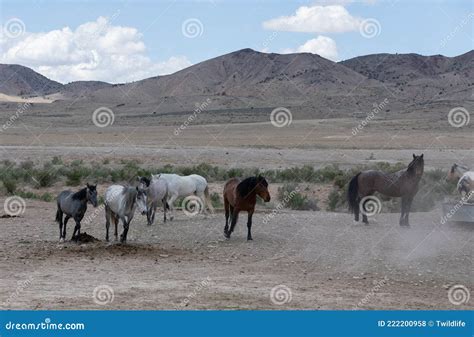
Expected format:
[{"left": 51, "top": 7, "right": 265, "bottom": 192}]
[
  {"left": 262, "top": 5, "right": 362, "bottom": 33},
  {"left": 281, "top": 36, "right": 339, "bottom": 61},
  {"left": 0, "top": 17, "right": 192, "bottom": 83}
]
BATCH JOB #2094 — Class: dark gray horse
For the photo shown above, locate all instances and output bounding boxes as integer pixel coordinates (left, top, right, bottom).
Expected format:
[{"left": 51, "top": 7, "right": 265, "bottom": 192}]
[
  {"left": 347, "top": 154, "right": 424, "bottom": 226},
  {"left": 56, "top": 183, "right": 98, "bottom": 241}
]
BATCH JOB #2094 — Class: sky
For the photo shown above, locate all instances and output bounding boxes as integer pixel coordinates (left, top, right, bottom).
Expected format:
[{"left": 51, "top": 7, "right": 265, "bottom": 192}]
[{"left": 0, "top": 0, "right": 472, "bottom": 84}]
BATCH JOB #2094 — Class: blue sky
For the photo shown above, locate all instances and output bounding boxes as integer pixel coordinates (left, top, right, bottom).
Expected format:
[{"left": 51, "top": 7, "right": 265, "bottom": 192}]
[{"left": 0, "top": 0, "right": 472, "bottom": 83}]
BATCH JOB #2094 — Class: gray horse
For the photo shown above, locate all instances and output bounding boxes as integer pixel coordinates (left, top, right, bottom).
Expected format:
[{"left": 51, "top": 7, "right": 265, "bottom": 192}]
[
  {"left": 138, "top": 175, "right": 168, "bottom": 225},
  {"left": 104, "top": 184, "right": 147, "bottom": 242},
  {"left": 56, "top": 183, "right": 98, "bottom": 242}
]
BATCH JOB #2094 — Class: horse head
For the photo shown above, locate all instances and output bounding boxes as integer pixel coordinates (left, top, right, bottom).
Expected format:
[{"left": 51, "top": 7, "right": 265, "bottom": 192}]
[
  {"left": 408, "top": 154, "right": 424, "bottom": 177},
  {"left": 135, "top": 186, "right": 148, "bottom": 215},
  {"left": 137, "top": 176, "right": 151, "bottom": 190},
  {"left": 86, "top": 183, "right": 98, "bottom": 207},
  {"left": 255, "top": 175, "right": 271, "bottom": 202}
]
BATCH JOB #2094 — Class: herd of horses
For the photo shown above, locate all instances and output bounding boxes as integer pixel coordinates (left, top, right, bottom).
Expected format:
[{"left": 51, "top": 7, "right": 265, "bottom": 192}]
[
  {"left": 55, "top": 174, "right": 271, "bottom": 243},
  {"left": 55, "top": 154, "right": 473, "bottom": 243}
]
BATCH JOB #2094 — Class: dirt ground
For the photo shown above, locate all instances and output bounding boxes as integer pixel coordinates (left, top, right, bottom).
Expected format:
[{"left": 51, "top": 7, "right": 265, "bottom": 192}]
[
  {"left": 0, "top": 116, "right": 473, "bottom": 310},
  {"left": 0, "top": 199, "right": 472, "bottom": 310}
]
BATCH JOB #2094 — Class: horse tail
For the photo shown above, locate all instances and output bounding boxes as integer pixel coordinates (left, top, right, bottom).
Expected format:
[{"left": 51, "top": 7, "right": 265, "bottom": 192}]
[
  {"left": 347, "top": 173, "right": 361, "bottom": 214},
  {"left": 55, "top": 203, "right": 62, "bottom": 223},
  {"left": 204, "top": 185, "right": 214, "bottom": 214}
]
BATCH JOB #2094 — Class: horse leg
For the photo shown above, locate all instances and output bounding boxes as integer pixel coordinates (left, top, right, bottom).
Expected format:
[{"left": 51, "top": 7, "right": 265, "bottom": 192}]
[
  {"left": 63, "top": 215, "right": 70, "bottom": 241},
  {"left": 225, "top": 209, "right": 239, "bottom": 239},
  {"left": 146, "top": 204, "right": 152, "bottom": 226},
  {"left": 71, "top": 218, "right": 81, "bottom": 241},
  {"left": 151, "top": 203, "right": 157, "bottom": 225},
  {"left": 114, "top": 215, "right": 119, "bottom": 241},
  {"left": 224, "top": 198, "right": 230, "bottom": 235},
  {"left": 57, "top": 209, "right": 64, "bottom": 242},
  {"left": 105, "top": 207, "right": 111, "bottom": 241},
  {"left": 162, "top": 198, "right": 167, "bottom": 223},
  {"left": 168, "top": 195, "right": 177, "bottom": 221},
  {"left": 120, "top": 216, "right": 132, "bottom": 243},
  {"left": 354, "top": 197, "right": 360, "bottom": 222},
  {"left": 400, "top": 196, "right": 412, "bottom": 226},
  {"left": 360, "top": 196, "right": 369, "bottom": 224},
  {"left": 400, "top": 197, "right": 407, "bottom": 226},
  {"left": 197, "top": 192, "right": 207, "bottom": 216},
  {"left": 247, "top": 210, "right": 254, "bottom": 241}
]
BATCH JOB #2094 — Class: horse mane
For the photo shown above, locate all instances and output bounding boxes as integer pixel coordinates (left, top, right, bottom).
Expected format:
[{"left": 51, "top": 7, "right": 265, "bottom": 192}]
[
  {"left": 122, "top": 187, "right": 138, "bottom": 212},
  {"left": 236, "top": 176, "right": 267, "bottom": 198},
  {"left": 72, "top": 188, "right": 87, "bottom": 200},
  {"left": 140, "top": 176, "right": 151, "bottom": 187}
]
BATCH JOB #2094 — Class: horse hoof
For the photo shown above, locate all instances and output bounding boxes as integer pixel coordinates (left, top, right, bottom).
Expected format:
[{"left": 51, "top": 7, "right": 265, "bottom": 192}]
[
  {"left": 59, "top": 238, "right": 65, "bottom": 243},
  {"left": 247, "top": 237, "right": 253, "bottom": 241},
  {"left": 224, "top": 232, "right": 230, "bottom": 239}
]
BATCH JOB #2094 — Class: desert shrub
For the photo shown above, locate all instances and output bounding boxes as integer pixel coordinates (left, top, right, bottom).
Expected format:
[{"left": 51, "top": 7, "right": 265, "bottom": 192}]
[
  {"left": 327, "top": 188, "right": 345, "bottom": 211},
  {"left": 51, "top": 156, "right": 63, "bottom": 165},
  {"left": 39, "top": 192, "right": 54, "bottom": 202},
  {"left": 277, "top": 183, "right": 318, "bottom": 211},
  {"left": 1, "top": 175, "right": 17, "bottom": 194},
  {"left": 33, "top": 164, "right": 57, "bottom": 187},
  {"left": 65, "top": 166, "right": 90, "bottom": 186},
  {"left": 210, "top": 192, "right": 222, "bottom": 208}
]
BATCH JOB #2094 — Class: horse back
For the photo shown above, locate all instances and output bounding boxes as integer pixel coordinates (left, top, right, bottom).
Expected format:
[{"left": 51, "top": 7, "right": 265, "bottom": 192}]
[
  {"left": 223, "top": 178, "right": 240, "bottom": 206},
  {"left": 57, "top": 190, "right": 83, "bottom": 216}
]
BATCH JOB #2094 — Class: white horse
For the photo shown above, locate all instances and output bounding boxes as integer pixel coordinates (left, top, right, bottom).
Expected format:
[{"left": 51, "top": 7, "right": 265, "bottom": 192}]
[
  {"left": 138, "top": 175, "right": 169, "bottom": 225},
  {"left": 158, "top": 173, "right": 214, "bottom": 220},
  {"left": 104, "top": 185, "right": 147, "bottom": 242},
  {"left": 447, "top": 164, "right": 474, "bottom": 199}
]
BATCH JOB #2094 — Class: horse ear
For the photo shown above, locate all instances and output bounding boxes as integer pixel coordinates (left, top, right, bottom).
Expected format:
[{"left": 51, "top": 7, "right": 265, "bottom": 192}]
[
  {"left": 413, "top": 154, "right": 416, "bottom": 159},
  {"left": 421, "top": 154, "right": 424, "bottom": 158},
  {"left": 86, "top": 183, "right": 90, "bottom": 188}
]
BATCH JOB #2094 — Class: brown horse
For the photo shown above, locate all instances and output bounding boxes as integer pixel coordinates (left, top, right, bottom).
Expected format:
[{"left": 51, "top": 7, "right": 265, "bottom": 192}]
[
  {"left": 347, "top": 154, "right": 424, "bottom": 226},
  {"left": 223, "top": 175, "right": 271, "bottom": 240}
]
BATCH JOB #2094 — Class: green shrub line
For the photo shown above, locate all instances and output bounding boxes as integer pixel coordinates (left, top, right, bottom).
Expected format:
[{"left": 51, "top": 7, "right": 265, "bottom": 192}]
[{"left": 0, "top": 158, "right": 457, "bottom": 212}]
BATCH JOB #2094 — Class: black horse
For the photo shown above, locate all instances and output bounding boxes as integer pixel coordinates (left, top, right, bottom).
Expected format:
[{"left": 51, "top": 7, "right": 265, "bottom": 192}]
[
  {"left": 347, "top": 154, "right": 424, "bottom": 226},
  {"left": 55, "top": 183, "right": 98, "bottom": 241}
]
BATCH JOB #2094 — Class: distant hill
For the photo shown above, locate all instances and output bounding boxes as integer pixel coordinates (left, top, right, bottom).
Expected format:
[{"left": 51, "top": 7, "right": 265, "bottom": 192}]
[
  {"left": 0, "top": 64, "right": 62, "bottom": 96},
  {"left": 0, "top": 49, "right": 472, "bottom": 124}
]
